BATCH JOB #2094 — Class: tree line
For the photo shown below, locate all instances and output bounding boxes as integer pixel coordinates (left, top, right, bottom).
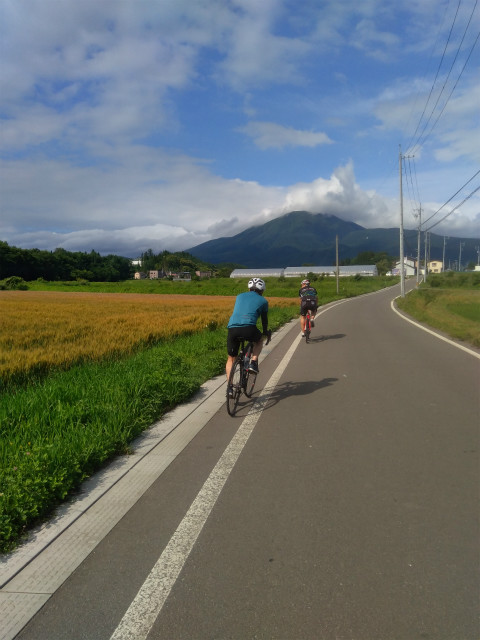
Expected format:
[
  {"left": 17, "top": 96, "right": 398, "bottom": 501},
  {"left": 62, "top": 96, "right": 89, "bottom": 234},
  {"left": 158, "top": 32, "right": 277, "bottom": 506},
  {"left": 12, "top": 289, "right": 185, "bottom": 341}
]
[
  {"left": 0, "top": 241, "right": 397, "bottom": 283},
  {"left": 139, "top": 248, "right": 216, "bottom": 274},
  {"left": 0, "top": 243, "right": 233, "bottom": 282},
  {"left": 0, "top": 242, "right": 133, "bottom": 282}
]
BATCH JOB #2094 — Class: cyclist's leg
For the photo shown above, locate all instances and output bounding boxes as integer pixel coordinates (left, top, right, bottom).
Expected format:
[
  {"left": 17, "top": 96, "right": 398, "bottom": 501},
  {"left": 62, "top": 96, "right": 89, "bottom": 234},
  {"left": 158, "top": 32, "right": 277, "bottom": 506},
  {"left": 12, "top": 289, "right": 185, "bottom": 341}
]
[
  {"left": 245, "top": 326, "right": 263, "bottom": 372},
  {"left": 251, "top": 338, "right": 263, "bottom": 359},
  {"left": 244, "top": 362, "right": 257, "bottom": 397},
  {"left": 300, "top": 300, "right": 308, "bottom": 335},
  {"left": 251, "top": 327, "right": 263, "bottom": 358},
  {"left": 226, "top": 355, "right": 235, "bottom": 381},
  {"left": 300, "top": 312, "right": 307, "bottom": 335},
  {"left": 226, "top": 328, "right": 241, "bottom": 382},
  {"left": 227, "top": 357, "right": 242, "bottom": 414}
]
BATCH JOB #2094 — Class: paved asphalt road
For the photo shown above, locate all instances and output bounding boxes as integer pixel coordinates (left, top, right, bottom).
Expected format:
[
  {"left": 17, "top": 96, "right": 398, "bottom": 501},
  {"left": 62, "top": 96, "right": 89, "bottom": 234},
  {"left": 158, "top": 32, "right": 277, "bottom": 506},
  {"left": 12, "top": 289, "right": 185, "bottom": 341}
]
[{"left": 3, "top": 282, "right": 479, "bottom": 640}]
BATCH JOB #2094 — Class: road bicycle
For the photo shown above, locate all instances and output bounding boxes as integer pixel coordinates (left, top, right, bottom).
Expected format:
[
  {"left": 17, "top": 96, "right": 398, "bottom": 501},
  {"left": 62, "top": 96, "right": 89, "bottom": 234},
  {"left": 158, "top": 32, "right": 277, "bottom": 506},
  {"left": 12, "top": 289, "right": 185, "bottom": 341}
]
[
  {"left": 226, "top": 331, "right": 271, "bottom": 416},
  {"left": 304, "top": 309, "right": 313, "bottom": 343}
]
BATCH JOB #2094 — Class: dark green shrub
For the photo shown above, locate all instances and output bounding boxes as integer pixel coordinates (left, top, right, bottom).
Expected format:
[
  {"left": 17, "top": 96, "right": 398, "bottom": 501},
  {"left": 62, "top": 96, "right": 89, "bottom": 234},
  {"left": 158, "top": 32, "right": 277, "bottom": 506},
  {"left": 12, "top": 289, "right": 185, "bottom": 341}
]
[{"left": 4, "top": 276, "right": 28, "bottom": 290}]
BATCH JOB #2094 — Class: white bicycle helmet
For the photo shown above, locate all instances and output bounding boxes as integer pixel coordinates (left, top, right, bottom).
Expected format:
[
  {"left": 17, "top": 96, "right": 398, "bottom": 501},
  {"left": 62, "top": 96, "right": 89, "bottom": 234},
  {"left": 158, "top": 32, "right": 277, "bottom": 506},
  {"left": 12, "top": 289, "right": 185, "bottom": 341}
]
[
  {"left": 301, "top": 279, "right": 310, "bottom": 286},
  {"left": 248, "top": 277, "right": 266, "bottom": 292}
]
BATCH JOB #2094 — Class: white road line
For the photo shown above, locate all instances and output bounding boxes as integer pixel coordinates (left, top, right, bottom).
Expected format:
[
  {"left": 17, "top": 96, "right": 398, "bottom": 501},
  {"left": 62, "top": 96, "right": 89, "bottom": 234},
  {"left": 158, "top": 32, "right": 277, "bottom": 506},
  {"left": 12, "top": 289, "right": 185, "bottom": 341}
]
[
  {"left": 391, "top": 297, "right": 480, "bottom": 360},
  {"left": 109, "top": 333, "right": 302, "bottom": 640}
]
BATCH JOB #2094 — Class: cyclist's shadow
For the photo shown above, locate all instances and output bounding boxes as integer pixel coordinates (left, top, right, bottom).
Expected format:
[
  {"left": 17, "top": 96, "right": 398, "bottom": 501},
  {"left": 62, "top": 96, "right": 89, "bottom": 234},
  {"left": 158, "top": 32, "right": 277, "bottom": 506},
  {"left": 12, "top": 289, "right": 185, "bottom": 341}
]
[
  {"left": 304, "top": 333, "right": 345, "bottom": 344},
  {"left": 236, "top": 377, "right": 338, "bottom": 416}
]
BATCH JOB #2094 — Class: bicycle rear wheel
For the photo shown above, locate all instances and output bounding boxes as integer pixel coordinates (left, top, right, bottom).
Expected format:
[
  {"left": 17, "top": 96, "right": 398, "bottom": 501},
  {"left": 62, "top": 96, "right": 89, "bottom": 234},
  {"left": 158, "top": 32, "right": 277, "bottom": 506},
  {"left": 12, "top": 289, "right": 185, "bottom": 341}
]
[
  {"left": 305, "top": 313, "right": 311, "bottom": 343},
  {"left": 243, "top": 369, "right": 257, "bottom": 398},
  {"left": 243, "top": 345, "right": 256, "bottom": 398},
  {"left": 227, "top": 358, "right": 243, "bottom": 416}
]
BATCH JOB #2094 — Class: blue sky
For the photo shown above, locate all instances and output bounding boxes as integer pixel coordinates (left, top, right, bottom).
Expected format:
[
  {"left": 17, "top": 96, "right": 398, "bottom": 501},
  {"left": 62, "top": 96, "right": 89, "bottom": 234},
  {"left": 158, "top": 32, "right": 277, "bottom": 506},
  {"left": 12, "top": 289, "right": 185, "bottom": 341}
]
[{"left": 1, "top": 0, "right": 479, "bottom": 258}]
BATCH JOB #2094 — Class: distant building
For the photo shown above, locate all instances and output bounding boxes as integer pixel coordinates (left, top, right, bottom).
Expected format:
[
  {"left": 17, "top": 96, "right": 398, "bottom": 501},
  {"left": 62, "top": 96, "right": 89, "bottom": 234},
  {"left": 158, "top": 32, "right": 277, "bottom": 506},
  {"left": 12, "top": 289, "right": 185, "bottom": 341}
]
[
  {"left": 393, "top": 258, "right": 416, "bottom": 276},
  {"left": 230, "top": 265, "right": 378, "bottom": 278},
  {"left": 171, "top": 272, "right": 192, "bottom": 281},
  {"left": 230, "top": 268, "right": 285, "bottom": 278},
  {"left": 195, "top": 270, "right": 213, "bottom": 278},
  {"left": 134, "top": 272, "right": 147, "bottom": 279},
  {"left": 428, "top": 260, "right": 443, "bottom": 273},
  {"left": 149, "top": 270, "right": 159, "bottom": 279},
  {"left": 284, "top": 265, "right": 378, "bottom": 277}
]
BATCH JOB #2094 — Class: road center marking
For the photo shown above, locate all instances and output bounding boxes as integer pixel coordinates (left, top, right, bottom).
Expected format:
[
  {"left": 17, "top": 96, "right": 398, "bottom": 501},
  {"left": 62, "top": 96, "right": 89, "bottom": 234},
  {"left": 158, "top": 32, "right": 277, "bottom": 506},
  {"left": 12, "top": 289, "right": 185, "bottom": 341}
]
[{"left": 109, "top": 333, "right": 302, "bottom": 640}]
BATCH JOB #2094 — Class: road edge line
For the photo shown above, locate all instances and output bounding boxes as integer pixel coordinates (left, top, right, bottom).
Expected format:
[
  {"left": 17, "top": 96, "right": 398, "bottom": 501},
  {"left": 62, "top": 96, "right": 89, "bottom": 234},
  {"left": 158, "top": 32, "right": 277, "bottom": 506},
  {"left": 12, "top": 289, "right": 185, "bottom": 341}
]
[
  {"left": 109, "top": 333, "right": 302, "bottom": 640},
  {"left": 391, "top": 297, "right": 480, "bottom": 360}
]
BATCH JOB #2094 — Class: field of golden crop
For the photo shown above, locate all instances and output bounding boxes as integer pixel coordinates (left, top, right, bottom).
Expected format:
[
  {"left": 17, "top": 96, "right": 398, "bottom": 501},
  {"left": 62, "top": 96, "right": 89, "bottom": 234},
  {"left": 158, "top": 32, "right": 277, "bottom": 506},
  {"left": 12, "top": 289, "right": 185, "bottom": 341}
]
[{"left": 0, "top": 291, "right": 296, "bottom": 381}]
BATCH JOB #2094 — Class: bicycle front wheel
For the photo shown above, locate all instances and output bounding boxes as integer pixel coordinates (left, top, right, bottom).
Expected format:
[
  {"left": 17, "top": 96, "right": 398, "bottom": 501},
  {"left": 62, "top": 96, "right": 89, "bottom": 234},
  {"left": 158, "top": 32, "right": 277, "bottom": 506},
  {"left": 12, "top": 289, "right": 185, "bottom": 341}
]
[{"left": 227, "top": 358, "right": 242, "bottom": 416}]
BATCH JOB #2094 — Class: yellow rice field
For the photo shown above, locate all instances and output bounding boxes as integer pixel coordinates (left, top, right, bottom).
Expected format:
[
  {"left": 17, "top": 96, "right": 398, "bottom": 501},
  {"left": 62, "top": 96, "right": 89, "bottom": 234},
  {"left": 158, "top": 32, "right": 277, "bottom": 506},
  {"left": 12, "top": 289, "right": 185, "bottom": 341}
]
[{"left": 0, "top": 291, "right": 294, "bottom": 381}]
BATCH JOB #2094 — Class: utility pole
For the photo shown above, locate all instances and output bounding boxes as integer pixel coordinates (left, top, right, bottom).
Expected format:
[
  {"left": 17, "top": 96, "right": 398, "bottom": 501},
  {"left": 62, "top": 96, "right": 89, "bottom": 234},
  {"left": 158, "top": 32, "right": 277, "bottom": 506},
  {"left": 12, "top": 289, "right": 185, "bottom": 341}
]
[
  {"left": 424, "top": 230, "right": 428, "bottom": 283},
  {"left": 442, "top": 236, "right": 448, "bottom": 273},
  {"left": 459, "top": 242, "right": 465, "bottom": 272},
  {"left": 415, "top": 206, "right": 422, "bottom": 284},
  {"left": 336, "top": 235, "right": 339, "bottom": 294},
  {"left": 399, "top": 146, "right": 405, "bottom": 297}
]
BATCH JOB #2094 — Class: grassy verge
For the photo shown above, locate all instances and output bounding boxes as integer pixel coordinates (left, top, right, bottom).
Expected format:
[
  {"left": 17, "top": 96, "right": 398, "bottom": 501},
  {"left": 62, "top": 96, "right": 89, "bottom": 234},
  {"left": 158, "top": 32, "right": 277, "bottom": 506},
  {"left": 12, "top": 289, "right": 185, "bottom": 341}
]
[
  {"left": 25, "top": 275, "right": 399, "bottom": 297},
  {"left": 396, "top": 272, "right": 480, "bottom": 347},
  {"left": 0, "top": 307, "right": 295, "bottom": 552}
]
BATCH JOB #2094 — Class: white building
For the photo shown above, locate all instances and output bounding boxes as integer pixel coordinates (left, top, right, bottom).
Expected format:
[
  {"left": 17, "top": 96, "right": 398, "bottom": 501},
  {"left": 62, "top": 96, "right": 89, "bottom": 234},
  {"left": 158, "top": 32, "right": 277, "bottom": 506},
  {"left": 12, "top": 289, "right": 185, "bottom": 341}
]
[
  {"left": 392, "top": 258, "right": 416, "bottom": 276},
  {"left": 284, "top": 265, "right": 378, "bottom": 277},
  {"left": 230, "top": 268, "right": 285, "bottom": 278},
  {"left": 230, "top": 265, "right": 378, "bottom": 278}
]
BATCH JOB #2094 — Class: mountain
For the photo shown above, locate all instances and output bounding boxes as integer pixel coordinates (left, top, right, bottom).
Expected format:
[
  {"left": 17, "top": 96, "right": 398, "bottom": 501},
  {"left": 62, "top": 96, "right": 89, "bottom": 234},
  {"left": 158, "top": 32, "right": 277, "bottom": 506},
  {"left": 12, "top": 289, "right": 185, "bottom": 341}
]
[
  {"left": 189, "top": 211, "right": 362, "bottom": 267},
  {"left": 188, "top": 211, "right": 479, "bottom": 268}
]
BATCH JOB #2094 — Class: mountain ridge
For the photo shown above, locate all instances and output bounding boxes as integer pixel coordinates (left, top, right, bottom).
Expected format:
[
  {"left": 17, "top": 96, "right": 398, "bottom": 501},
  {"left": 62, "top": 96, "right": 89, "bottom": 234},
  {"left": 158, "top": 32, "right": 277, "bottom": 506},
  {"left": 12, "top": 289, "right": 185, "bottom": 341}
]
[{"left": 189, "top": 211, "right": 478, "bottom": 268}]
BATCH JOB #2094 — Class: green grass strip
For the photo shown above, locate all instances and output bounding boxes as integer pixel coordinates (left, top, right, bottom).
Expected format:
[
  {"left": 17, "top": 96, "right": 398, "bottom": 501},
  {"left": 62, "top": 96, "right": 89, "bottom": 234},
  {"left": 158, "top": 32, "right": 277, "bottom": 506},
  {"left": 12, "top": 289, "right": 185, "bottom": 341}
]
[{"left": 0, "top": 307, "right": 296, "bottom": 552}]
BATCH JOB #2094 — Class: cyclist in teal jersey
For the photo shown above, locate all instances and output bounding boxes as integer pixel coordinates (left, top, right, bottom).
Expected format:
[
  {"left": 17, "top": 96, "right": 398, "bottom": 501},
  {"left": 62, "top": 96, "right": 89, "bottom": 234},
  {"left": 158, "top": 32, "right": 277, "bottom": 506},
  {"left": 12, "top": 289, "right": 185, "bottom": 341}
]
[{"left": 226, "top": 278, "right": 269, "bottom": 386}]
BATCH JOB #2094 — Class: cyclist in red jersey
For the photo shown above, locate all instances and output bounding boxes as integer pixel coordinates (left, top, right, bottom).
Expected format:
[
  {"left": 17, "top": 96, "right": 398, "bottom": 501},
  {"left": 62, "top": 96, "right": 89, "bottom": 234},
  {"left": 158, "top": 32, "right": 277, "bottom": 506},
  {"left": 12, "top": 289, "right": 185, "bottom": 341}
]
[{"left": 299, "top": 279, "right": 318, "bottom": 337}]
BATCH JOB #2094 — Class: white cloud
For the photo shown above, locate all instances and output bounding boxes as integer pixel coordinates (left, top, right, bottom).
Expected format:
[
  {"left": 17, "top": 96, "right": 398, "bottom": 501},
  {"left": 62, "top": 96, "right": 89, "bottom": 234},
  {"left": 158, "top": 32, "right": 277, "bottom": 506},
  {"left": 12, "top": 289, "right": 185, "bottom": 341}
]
[
  {"left": 1, "top": 0, "right": 478, "bottom": 262},
  {"left": 281, "top": 163, "right": 395, "bottom": 226},
  {"left": 2, "top": 152, "right": 478, "bottom": 257},
  {"left": 352, "top": 18, "right": 400, "bottom": 61},
  {"left": 240, "top": 121, "right": 333, "bottom": 150}
]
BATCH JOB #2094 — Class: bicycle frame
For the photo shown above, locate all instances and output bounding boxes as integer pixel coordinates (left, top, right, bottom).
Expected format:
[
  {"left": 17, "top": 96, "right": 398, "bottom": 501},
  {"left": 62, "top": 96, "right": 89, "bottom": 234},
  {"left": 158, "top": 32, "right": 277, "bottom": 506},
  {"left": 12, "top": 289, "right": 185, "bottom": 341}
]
[
  {"left": 304, "top": 310, "right": 312, "bottom": 342},
  {"left": 226, "top": 332, "right": 271, "bottom": 416}
]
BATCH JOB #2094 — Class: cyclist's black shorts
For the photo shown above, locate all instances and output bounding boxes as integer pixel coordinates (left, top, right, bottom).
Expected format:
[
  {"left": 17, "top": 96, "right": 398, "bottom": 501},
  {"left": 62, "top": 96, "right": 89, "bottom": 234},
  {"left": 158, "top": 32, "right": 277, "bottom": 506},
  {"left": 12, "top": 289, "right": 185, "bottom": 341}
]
[
  {"left": 300, "top": 299, "right": 318, "bottom": 316},
  {"left": 227, "top": 325, "right": 263, "bottom": 357}
]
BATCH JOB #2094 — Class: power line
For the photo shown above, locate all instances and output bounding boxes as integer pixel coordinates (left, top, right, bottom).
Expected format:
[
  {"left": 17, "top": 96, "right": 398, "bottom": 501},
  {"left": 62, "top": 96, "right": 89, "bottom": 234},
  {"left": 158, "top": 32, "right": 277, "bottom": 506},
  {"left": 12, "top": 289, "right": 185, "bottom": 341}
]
[
  {"left": 402, "top": 156, "right": 418, "bottom": 218},
  {"left": 422, "top": 169, "right": 480, "bottom": 227},
  {"left": 414, "top": 27, "right": 480, "bottom": 153},
  {"left": 401, "top": 0, "right": 453, "bottom": 146},
  {"left": 425, "top": 185, "right": 480, "bottom": 232},
  {"left": 405, "top": 0, "right": 462, "bottom": 154},
  {"left": 406, "top": 0, "right": 479, "bottom": 156}
]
